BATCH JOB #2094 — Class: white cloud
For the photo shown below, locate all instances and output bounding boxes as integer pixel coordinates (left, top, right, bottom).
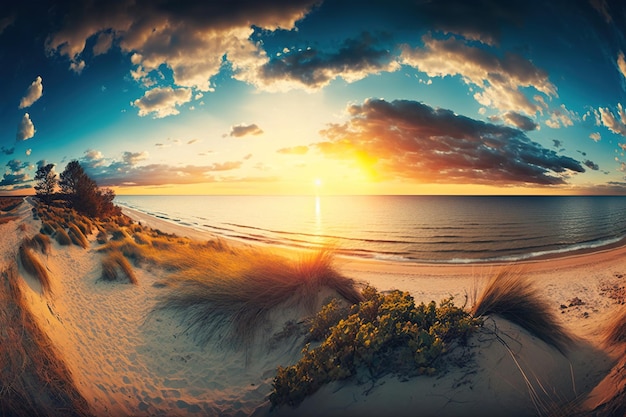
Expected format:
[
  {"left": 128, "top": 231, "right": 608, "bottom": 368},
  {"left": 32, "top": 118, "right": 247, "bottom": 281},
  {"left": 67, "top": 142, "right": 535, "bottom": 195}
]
[
  {"left": 597, "top": 104, "right": 626, "bottom": 136},
  {"left": 18, "top": 76, "right": 43, "bottom": 109},
  {"left": 400, "top": 34, "right": 556, "bottom": 115},
  {"left": 26, "top": 149, "right": 32, "bottom": 156},
  {"left": 69, "top": 59, "right": 86, "bottom": 74},
  {"left": 545, "top": 104, "right": 577, "bottom": 129},
  {"left": 16, "top": 113, "right": 35, "bottom": 141},
  {"left": 590, "top": 132, "right": 601, "bottom": 142},
  {"left": 132, "top": 87, "right": 192, "bottom": 118}
]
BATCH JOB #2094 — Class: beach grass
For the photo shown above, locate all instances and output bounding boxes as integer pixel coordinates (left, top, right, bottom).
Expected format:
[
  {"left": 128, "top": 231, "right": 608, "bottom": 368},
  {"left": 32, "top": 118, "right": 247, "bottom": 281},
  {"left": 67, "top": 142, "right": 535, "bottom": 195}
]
[
  {"left": 603, "top": 304, "right": 626, "bottom": 347},
  {"left": 67, "top": 224, "right": 89, "bottom": 249},
  {"left": 0, "top": 263, "right": 90, "bottom": 417},
  {"left": 25, "top": 233, "right": 52, "bottom": 255},
  {"left": 472, "top": 269, "right": 572, "bottom": 354},
  {"left": 18, "top": 242, "right": 52, "bottom": 295},
  {"left": 101, "top": 250, "right": 138, "bottom": 284},
  {"left": 54, "top": 227, "right": 72, "bottom": 246},
  {"left": 155, "top": 247, "right": 363, "bottom": 347}
]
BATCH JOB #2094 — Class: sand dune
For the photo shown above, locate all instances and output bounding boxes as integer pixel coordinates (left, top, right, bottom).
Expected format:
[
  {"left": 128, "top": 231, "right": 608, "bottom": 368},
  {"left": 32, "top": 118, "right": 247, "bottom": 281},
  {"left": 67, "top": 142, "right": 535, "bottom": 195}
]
[{"left": 0, "top": 199, "right": 624, "bottom": 416}]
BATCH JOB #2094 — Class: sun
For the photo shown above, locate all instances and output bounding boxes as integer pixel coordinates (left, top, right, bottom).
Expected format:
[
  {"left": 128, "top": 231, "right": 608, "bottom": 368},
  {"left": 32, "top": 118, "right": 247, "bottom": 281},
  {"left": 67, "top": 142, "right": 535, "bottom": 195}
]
[{"left": 314, "top": 178, "right": 323, "bottom": 188}]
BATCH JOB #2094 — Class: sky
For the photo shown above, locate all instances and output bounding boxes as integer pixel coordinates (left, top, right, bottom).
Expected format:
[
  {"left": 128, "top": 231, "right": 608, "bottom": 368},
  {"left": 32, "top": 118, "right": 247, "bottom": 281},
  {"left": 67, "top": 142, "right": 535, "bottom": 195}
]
[{"left": 1, "top": 0, "right": 626, "bottom": 196}]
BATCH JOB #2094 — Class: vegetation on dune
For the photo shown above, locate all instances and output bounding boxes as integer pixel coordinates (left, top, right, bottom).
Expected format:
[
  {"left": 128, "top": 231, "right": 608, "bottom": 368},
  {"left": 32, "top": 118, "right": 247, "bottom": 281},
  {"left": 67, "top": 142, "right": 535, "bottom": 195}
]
[
  {"left": 471, "top": 269, "right": 572, "bottom": 354},
  {"left": 67, "top": 224, "right": 89, "bottom": 249},
  {"left": 18, "top": 242, "right": 52, "bottom": 295},
  {"left": 270, "top": 286, "right": 481, "bottom": 408},
  {"left": 54, "top": 227, "right": 72, "bottom": 246},
  {"left": 603, "top": 305, "right": 626, "bottom": 347},
  {"left": 24, "top": 233, "right": 52, "bottom": 256},
  {"left": 155, "top": 248, "right": 363, "bottom": 347},
  {"left": 100, "top": 251, "right": 138, "bottom": 285},
  {"left": 0, "top": 197, "right": 24, "bottom": 212},
  {"left": 0, "top": 264, "right": 91, "bottom": 417}
]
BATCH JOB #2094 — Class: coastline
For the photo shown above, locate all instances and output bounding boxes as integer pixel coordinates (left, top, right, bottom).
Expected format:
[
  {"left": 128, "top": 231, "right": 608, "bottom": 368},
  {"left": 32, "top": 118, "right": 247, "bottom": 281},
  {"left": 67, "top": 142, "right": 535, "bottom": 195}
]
[{"left": 122, "top": 205, "right": 626, "bottom": 338}]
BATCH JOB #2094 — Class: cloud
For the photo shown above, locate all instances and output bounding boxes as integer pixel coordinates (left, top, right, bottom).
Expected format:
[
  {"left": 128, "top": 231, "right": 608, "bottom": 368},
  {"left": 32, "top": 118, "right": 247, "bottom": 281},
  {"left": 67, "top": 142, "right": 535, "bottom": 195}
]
[
  {"left": 229, "top": 123, "right": 264, "bottom": 137},
  {"left": 0, "top": 159, "right": 31, "bottom": 188},
  {"left": 80, "top": 149, "right": 244, "bottom": 187},
  {"left": 18, "top": 76, "right": 43, "bottom": 109},
  {"left": 93, "top": 32, "right": 114, "bottom": 56},
  {"left": 589, "top": 132, "right": 601, "bottom": 142},
  {"left": 400, "top": 34, "right": 556, "bottom": 115},
  {"left": 583, "top": 160, "right": 599, "bottom": 171},
  {"left": 69, "top": 59, "right": 86, "bottom": 74},
  {"left": 1, "top": 146, "right": 15, "bottom": 155},
  {"left": 597, "top": 104, "right": 626, "bottom": 136},
  {"left": 187, "top": 139, "right": 200, "bottom": 145},
  {"left": 26, "top": 149, "right": 32, "bottom": 156},
  {"left": 16, "top": 113, "right": 35, "bottom": 141},
  {"left": 552, "top": 139, "right": 563, "bottom": 149},
  {"left": 315, "top": 98, "right": 585, "bottom": 186},
  {"left": 46, "top": 0, "right": 319, "bottom": 92},
  {"left": 277, "top": 145, "right": 309, "bottom": 155},
  {"left": 619, "top": 51, "right": 626, "bottom": 79},
  {"left": 545, "top": 105, "right": 577, "bottom": 129},
  {"left": 0, "top": 14, "right": 15, "bottom": 35},
  {"left": 132, "top": 87, "right": 192, "bottom": 118},
  {"left": 502, "top": 111, "right": 538, "bottom": 131},
  {"left": 249, "top": 32, "right": 400, "bottom": 91}
]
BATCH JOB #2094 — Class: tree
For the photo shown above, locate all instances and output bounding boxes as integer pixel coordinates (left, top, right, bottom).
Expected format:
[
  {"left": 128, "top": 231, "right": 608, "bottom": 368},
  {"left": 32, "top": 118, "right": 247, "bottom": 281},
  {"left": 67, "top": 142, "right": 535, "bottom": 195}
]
[
  {"left": 34, "top": 163, "right": 57, "bottom": 203},
  {"left": 59, "top": 160, "right": 119, "bottom": 217}
]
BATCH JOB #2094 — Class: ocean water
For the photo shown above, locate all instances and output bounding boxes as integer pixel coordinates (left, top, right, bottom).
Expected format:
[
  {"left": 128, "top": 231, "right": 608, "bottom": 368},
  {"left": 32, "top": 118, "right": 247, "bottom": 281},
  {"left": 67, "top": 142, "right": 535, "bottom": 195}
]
[{"left": 115, "top": 195, "right": 626, "bottom": 264}]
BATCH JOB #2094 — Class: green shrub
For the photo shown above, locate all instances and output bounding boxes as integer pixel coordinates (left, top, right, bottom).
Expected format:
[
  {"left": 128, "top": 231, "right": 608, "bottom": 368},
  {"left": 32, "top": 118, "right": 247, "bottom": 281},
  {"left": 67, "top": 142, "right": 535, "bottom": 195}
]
[{"left": 270, "top": 287, "right": 481, "bottom": 408}]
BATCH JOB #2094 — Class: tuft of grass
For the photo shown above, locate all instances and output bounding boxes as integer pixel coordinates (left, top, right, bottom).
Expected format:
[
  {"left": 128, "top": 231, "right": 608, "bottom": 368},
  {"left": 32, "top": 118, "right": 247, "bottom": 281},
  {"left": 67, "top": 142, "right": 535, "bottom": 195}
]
[
  {"left": 0, "top": 263, "right": 91, "bottom": 417},
  {"left": 603, "top": 305, "right": 626, "bottom": 347},
  {"left": 40, "top": 222, "right": 56, "bottom": 236},
  {"left": 101, "top": 251, "right": 138, "bottom": 285},
  {"left": 472, "top": 269, "right": 572, "bottom": 354},
  {"left": 17, "top": 223, "right": 27, "bottom": 232},
  {"left": 54, "top": 227, "right": 72, "bottom": 246},
  {"left": 157, "top": 249, "right": 363, "bottom": 347},
  {"left": 67, "top": 224, "right": 89, "bottom": 249},
  {"left": 25, "top": 234, "right": 52, "bottom": 255},
  {"left": 96, "top": 230, "right": 108, "bottom": 244},
  {"left": 18, "top": 243, "right": 51, "bottom": 295}
]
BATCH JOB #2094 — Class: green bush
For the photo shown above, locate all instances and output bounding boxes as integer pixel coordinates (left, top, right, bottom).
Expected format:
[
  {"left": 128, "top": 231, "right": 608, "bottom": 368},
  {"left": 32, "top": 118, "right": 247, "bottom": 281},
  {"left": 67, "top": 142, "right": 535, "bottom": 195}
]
[{"left": 270, "top": 287, "right": 481, "bottom": 408}]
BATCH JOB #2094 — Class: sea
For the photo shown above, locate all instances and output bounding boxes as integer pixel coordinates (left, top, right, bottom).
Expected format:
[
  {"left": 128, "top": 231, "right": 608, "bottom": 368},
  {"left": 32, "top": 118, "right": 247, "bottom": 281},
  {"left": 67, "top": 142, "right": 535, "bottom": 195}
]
[{"left": 114, "top": 195, "right": 626, "bottom": 264}]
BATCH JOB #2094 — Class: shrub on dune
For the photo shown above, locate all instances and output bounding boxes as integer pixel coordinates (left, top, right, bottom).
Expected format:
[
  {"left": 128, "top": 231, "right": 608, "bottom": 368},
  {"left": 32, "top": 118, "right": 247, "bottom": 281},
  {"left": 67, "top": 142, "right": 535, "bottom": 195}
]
[
  {"left": 157, "top": 249, "right": 363, "bottom": 347},
  {"left": 25, "top": 234, "right": 52, "bottom": 255},
  {"left": 96, "top": 230, "right": 108, "bottom": 244},
  {"left": 101, "top": 251, "right": 138, "bottom": 285},
  {"left": 18, "top": 243, "right": 51, "bottom": 295},
  {"left": 40, "top": 222, "right": 55, "bottom": 236},
  {"left": 471, "top": 269, "right": 572, "bottom": 354}
]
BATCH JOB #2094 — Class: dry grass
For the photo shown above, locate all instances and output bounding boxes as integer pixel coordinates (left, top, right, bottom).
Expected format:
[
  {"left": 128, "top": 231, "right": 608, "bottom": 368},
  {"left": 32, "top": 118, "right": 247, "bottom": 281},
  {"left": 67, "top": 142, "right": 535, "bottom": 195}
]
[
  {"left": 156, "top": 248, "right": 363, "bottom": 347},
  {"left": 0, "top": 264, "right": 91, "bottom": 417},
  {"left": 472, "top": 268, "right": 572, "bottom": 354},
  {"left": 25, "top": 233, "right": 52, "bottom": 255},
  {"left": 68, "top": 224, "right": 89, "bottom": 249},
  {"left": 603, "top": 304, "right": 626, "bottom": 347},
  {"left": 101, "top": 250, "right": 138, "bottom": 285},
  {"left": 18, "top": 242, "right": 52, "bottom": 295},
  {"left": 0, "top": 196, "right": 23, "bottom": 212},
  {"left": 54, "top": 227, "right": 72, "bottom": 246}
]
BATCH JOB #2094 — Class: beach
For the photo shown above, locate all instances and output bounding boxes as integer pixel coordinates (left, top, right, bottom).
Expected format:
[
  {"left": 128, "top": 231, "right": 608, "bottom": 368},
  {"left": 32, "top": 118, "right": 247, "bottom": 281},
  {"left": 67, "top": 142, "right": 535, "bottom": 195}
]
[{"left": 1, "top": 199, "right": 625, "bottom": 416}]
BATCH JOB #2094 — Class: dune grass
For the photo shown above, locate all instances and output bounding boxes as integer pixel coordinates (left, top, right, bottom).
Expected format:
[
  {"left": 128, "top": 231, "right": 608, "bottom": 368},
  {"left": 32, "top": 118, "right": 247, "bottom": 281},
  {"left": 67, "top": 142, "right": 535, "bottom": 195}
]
[
  {"left": 603, "top": 304, "right": 626, "bottom": 347},
  {"left": 25, "top": 233, "right": 52, "bottom": 255},
  {"left": 156, "top": 248, "right": 363, "bottom": 347},
  {"left": 101, "top": 250, "right": 138, "bottom": 285},
  {"left": 18, "top": 242, "right": 52, "bottom": 295},
  {"left": 0, "top": 264, "right": 90, "bottom": 417},
  {"left": 54, "top": 227, "right": 72, "bottom": 246},
  {"left": 68, "top": 224, "right": 89, "bottom": 249},
  {"left": 472, "top": 269, "right": 572, "bottom": 354}
]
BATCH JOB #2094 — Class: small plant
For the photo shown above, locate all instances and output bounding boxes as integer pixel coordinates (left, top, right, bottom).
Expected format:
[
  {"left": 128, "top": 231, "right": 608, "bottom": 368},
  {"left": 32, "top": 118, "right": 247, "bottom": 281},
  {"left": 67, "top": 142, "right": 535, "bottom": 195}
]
[
  {"left": 25, "top": 234, "right": 52, "bottom": 255},
  {"left": 96, "top": 230, "right": 108, "bottom": 244},
  {"left": 101, "top": 251, "right": 138, "bottom": 284},
  {"left": 68, "top": 224, "right": 89, "bottom": 249},
  {"left": 270, "top": 287, "right": 481, "bottom": 408},
  {"left": 54, "top": 227, "right": 72, "bottom": 246},
  {"left": 472, "top": 269, "right": 572, "bottom": 354},
  {"left": 604, "top": 305, "right": 626, "bottom": 347},
  {"left": 18, "top": 243, "right": 51, "bottom": 294}
]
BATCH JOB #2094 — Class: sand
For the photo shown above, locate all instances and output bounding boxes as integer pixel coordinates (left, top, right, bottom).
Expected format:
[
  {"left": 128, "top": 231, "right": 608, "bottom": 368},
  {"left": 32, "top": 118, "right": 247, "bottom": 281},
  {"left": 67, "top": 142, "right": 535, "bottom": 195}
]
[{"left": 1, "top": 199, "right": 625, "bottom": 416}]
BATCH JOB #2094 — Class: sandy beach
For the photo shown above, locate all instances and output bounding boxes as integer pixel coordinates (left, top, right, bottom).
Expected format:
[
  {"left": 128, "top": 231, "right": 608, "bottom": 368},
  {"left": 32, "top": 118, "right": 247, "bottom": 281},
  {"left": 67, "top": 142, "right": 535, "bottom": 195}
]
[{"left": 1, "top": 199, "right": 625, "bottom": 416}]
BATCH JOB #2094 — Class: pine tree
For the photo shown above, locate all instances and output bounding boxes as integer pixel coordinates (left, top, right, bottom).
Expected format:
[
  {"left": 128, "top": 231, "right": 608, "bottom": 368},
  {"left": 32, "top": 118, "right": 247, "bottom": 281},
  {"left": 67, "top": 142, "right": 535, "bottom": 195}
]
[{"left": 34, "top": 163, "right": 57, "bottom": 204}]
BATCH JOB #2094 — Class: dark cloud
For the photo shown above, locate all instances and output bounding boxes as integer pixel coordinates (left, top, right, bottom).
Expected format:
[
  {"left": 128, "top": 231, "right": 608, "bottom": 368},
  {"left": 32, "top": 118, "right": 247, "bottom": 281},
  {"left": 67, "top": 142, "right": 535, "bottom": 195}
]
[
  {"left": 1, "top": 146, "right": 15, "bottom": 155},
  {"left": 584, "top": 159, "right": 600, "bottom": 170},
  {"left": 0, "top": 159, "right": 31, "bottom": 188},
  {"left": 552, "top": 139, "right": 562, "bottom": 149},
  {"left": 503, "top": 111, "right": 538, "bottom": 131},
  {"left": 315, "top": 98, "right": 585, "bottom": 186},
  {"left": 256, "top": 32, "right": 399, "bottom": 90},
  {"left": 229, "top": 124, "right": 264, "bottom": 137},
  {"left": 277, "top": 145, "right": 309, "bottom": 155}
]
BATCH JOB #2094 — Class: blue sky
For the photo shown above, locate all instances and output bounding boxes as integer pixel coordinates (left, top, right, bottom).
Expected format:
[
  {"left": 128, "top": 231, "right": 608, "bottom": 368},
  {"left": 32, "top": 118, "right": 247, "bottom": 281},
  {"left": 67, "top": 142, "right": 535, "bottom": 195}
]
[{"left": 1, "top": 0, "right": 626, "bottom": 195}]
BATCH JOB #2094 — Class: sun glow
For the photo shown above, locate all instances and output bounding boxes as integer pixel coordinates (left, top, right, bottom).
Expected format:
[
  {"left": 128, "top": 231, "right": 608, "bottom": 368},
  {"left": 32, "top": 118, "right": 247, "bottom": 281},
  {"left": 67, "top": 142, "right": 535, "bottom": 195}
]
[{"left": 314, "top": 178, "right": 323, "bottom": 188}]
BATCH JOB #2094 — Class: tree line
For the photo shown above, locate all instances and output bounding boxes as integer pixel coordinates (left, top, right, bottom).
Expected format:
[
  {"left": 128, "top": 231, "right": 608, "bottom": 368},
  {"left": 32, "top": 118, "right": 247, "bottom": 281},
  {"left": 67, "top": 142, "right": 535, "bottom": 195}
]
[{"left": 34, "top": 160, "right": 120, "bottom": 218}]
